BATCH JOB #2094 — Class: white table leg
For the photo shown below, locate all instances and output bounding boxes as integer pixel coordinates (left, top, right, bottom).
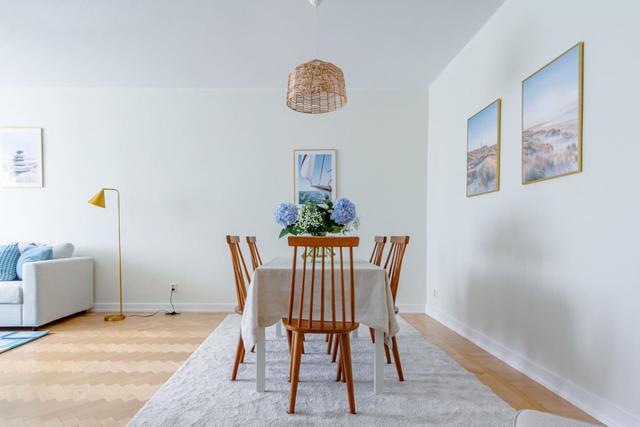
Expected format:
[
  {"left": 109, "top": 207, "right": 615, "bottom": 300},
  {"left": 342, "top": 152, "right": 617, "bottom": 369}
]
[
  {"left": 256, "top": 327, "right": 265, "bottom": 392},
  {"left": 275, "top": 321, "right": 282, "bottom": 337},
  {"left": 374, "top": 329, "right": 384, "bottom": 394},
  {"left": 352, "top": 327, "right": 359, "bottom": 339}
]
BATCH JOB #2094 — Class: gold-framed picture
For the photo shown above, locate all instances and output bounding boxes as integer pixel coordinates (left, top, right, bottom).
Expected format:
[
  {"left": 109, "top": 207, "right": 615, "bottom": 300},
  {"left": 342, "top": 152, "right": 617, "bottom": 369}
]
[
  {"left": 522, "top": 42, "right": 584, "bottom": 184},
  {"left": 293, "top": 149, "right": 336, "bottom": 204},
  {"left": 467, "top": 99, "right": 501, "bottom": 197}
]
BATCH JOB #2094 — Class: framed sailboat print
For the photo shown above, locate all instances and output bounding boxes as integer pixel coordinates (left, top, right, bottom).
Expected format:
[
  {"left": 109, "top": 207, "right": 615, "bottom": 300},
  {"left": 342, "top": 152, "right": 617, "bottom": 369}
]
[
  {"left": 0, "top": 127, "right": 43, "bottom": 188},
  {"left": 293, "top": 149, "right": 336, "bottom": 204}
]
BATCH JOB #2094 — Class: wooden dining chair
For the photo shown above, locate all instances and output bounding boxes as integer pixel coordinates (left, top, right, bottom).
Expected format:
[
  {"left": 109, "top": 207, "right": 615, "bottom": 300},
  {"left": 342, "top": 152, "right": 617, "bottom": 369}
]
[
  {"left": 369, "top": 235, "right": 387, "bottom": 266},
  {"left": 284, "top": 236, "right": 360, "bottom": 414},
  {"left": 226, "top": 235, "right": 251, "bottom": 381},
  {"left": 246, "top": 236, "right": 263, "bottom": 271},
  {"left": 380, "top": 235, "right": 410, "bottom": 381},
  {"left": 328, "top": 235, "right": 387, "bottom": 356}
]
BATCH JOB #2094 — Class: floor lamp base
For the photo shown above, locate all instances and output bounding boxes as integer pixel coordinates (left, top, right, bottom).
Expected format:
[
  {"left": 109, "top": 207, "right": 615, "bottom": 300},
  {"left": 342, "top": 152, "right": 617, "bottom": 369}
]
[{"left": 104, "top": 314, "right": 126, "bottom": 322}]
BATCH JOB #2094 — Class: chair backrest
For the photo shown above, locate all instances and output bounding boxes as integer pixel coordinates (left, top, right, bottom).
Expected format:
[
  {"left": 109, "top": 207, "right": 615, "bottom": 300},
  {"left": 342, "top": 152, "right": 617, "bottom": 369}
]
[
  {"left": 287, "top": 236, "right": 360, "bottom": 330},
  {"left": 246, "top": 236, "right": 263, "bottom": 271},
  {"left": 226, "top": 235, "right": 251, "bottom": 312},
  {"left": 369, "top": 235, "right": 387, "bottom": 266},
  {"left": 383, "top": 236, "right": 410, "bottom": 302}
]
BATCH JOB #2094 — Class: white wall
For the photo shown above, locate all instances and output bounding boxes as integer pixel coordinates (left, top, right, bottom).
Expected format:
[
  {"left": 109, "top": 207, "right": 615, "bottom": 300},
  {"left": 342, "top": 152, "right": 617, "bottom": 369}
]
[
  {"left": 427, "top": 0, "right": 640, "bottom": 425},
  {"left": 0, "top": 89, "right": 427, "bottom": 312}
]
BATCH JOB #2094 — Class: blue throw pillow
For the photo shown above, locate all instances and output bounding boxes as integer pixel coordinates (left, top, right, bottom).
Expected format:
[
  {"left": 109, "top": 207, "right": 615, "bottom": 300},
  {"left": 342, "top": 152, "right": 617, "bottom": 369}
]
[
  {"left": 16, "top": 245, "right": 53, "bottom": 280},
  {"left": 0, "top": 243, "right": 21, "bottom": 281}
]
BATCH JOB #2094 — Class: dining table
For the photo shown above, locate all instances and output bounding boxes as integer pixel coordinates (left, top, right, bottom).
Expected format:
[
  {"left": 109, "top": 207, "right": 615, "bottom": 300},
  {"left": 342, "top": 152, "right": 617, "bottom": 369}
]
[{"left": 240, "top": 256, "right": 399, "bottom": 394}]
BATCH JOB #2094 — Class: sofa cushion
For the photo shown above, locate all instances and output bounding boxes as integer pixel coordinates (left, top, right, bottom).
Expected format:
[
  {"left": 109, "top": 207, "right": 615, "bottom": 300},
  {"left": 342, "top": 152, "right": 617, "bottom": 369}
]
[
  {"left": 16, "top": 245, "right": 53, "bottom": 280},
  {"left": 0, "top": 281, "right": 22, "bottom": 304},
  {"left": 0, "top": 243, "right": 20, "bottom": 281},
  {"left": 52, "top": 243, "right": 74, "bottom": 259}
]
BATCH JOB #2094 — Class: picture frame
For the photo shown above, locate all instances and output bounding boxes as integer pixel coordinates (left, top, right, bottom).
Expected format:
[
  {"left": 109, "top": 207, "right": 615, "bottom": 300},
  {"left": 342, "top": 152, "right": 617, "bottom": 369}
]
[
  {"left": 0, "top": 127, "right": 44, "bottom": 188},
  {"left": 522, "top": 42, "right": 584, "bottom": 184},
  {"left": 467, "top": 99, "right": 501, "bottom": 197},
  {"left": 293, "top": 149, "right": 336, "bottom": 204}
]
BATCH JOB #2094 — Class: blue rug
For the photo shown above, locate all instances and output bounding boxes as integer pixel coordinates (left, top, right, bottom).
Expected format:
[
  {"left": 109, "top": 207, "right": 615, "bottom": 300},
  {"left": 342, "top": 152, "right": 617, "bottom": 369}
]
[{"left": 0, "top": 330, "right": 48, "bottom": 353}]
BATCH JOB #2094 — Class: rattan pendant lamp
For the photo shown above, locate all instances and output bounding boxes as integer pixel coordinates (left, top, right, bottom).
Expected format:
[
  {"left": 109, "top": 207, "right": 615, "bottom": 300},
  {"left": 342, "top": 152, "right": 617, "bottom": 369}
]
[{"left": 286, "top": 0, "right": 347, "bottom": 114}]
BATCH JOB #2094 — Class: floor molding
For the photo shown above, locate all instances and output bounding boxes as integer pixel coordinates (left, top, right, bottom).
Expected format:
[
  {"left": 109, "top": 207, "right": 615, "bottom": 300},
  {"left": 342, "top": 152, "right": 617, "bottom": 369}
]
[
  {"left": 92, "top": 303, "right": 236, "bottom": 313},
  {"left": 396, "top": 303, "right": 426, "bottom": 313},
  {"left": 426, "top": 305, "right": 638, "bottom": 427},
  {"left": 93, "top": 302, "right": 427, "bottom": 314}
]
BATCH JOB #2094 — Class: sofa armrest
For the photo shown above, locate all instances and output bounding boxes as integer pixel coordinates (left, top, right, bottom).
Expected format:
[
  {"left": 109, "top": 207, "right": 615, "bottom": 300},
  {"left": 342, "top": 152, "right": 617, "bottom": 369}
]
[{"left": 22, "top": 257, "right": 94, "bottom": 327}]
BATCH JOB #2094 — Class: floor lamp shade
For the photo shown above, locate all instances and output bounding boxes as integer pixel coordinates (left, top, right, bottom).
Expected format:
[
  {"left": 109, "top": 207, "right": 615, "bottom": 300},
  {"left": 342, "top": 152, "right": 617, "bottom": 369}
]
[
  {"left": 88, "top": 189, "right": 106, "bottom": 208},
  {"left": 88, "top": 187, "right": 125, "bottom": 322}
]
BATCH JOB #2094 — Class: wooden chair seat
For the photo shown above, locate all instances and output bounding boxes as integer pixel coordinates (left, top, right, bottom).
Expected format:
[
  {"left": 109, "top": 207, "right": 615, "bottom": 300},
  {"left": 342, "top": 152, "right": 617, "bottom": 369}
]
[{"left": 283, "top": 318, "right": 359, "bottom": 334}]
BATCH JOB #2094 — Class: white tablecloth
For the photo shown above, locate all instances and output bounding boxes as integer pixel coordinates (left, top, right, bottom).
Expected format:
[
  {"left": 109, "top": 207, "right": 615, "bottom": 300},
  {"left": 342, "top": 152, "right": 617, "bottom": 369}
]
[{"left": 241, "top": 257, "right": 399, "bottom": 349}]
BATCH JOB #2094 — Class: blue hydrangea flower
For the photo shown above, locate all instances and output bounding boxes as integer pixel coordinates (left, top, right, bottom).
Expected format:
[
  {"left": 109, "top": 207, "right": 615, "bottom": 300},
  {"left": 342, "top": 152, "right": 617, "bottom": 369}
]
[
  {"left": 330, "top": 198, "right": 356, "bottom": 225},
  {"left": 274, "top": 202, "right": 298, "bottom": 226}
]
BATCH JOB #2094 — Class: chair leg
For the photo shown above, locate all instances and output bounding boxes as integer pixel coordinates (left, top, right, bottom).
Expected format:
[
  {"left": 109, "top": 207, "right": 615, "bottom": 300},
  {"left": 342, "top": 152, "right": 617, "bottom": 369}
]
[
  {"left": 325, "top": 334, "right": 330, "bottom": 342},
  {"left": 286, "top": 330, "right": 292, "bottom": 351},
  {"left": 339, "top": 334, "right": 356, "bottom": 414},
  {"left": 391, "top": 336, "right": 404, "bottom": 382},
  {"left": 369, "top": 327, "right": 376, "bottom": 343},
  {"left": 240, "top": 345, "right": 245, "bottom": 364},
  {"left": 231, "top": 334, "right": 243, "bottom": 381},
  {"left": 326, "top": 334, "right": 333, "bottom": 354},
  {"left": 384, "top": 343, "right": 392, "bottom": 364},
  {"left": 288, "top": 332, "right": 304, "bottom": 414},
  {"left": 335, "top": 343, "right": 342, "bottom": 382},
  {"left": 331, "top": 333, "right": 339, "bottom": 362}
]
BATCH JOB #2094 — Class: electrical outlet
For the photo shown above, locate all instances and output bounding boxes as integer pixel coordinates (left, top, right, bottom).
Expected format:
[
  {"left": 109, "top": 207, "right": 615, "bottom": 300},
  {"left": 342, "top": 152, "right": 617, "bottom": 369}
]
[
  {"left": 432, "top": 289, "right": 439, "bottom": 298},
  {"left": 170, "top": 283, "right": 178, "bottom": 293}
]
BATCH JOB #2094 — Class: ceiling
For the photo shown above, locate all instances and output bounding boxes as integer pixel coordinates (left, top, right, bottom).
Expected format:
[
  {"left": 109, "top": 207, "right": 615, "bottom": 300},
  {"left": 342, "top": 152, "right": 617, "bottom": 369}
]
[{"left": 0, "top": 0, "right": 505, "bottom": 89}]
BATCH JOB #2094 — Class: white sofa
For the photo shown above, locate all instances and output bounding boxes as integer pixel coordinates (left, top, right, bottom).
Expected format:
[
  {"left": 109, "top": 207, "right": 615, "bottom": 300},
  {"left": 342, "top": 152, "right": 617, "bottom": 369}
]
[{"left": 0, "top": 244, "right": 94, "bottom": 328}]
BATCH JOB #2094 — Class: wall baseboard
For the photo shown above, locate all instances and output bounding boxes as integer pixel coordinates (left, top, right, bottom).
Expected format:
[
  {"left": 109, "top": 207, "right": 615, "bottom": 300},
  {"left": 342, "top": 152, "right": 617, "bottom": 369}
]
[
  {"left": 426, "top": 305, "right": 638, "bottom": 427},
  {"left": 92, "top": 303, "right": 236, "bottom": 313},
  {"left": 93, "top": 302, "right": 426, "bottom": 314},
  {"left": 396, "top": 304, "right": 426, "bottom": 313}
]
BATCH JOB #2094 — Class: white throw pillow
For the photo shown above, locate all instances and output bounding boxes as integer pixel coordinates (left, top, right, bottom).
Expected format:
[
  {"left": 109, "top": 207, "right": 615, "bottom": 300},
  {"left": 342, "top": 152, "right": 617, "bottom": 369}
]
[{"left": 52, "top": 243, "right": 74, "bottom": 259}]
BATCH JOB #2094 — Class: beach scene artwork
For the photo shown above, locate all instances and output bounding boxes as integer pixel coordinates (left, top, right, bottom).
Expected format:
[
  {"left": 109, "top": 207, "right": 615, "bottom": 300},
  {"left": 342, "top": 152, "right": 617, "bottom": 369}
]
[
  {"left": 0, "top": 128, "right": 43, "bottom": 188},
  {"left": 467, "top": 99, "right": 501, "bottom": 197},
  {"left": 294, "top": 149, "right": 336, "bottom": 204},
  {"left": 522, "top": 43, "right": 583, "bottom": 184}
]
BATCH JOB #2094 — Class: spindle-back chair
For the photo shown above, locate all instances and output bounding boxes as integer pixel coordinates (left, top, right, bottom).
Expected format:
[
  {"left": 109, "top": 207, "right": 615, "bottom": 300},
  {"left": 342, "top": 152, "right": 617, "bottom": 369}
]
[
  {"left": 369, "top": 235, "right": 387, "bottom": 266},
  {"left": 246, "top": 236, "right": 263, "bottom": 271},
  {"left": 284, "top": 236, "right": 359, "bottom": 414},
  {"left": 382, "top": 235, "right": 410, "bottom": 381},
  {"left": 226, "top": 235, "right": 252, "bottom": 381}
]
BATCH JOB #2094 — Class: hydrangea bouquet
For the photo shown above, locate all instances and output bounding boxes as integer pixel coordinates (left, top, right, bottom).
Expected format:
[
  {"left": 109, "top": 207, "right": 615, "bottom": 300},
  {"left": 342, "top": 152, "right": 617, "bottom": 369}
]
[{"left": 274, "top": 196, "right": 358, "bottom": 239}]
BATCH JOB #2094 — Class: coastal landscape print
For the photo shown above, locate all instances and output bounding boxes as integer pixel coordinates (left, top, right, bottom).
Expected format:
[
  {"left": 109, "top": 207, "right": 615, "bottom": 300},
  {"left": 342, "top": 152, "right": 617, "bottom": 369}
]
[
  {"left": 294, "top": 149, "right": 336, "bottom": 204},
  {"left": 0, "top": 128, "right": 43, "bottom": 188},
  {"left": 467, "top": 99, "right": 501, "bottom": 197},
  {"left": 523, "top": 43, "right": 583, "bottom": 184}
]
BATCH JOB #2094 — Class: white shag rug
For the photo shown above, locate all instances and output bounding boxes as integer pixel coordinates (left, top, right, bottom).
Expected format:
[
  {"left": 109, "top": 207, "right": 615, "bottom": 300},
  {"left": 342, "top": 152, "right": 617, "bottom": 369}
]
[{"left": 129, "top": 315, "right": 515, "bottom": 426}]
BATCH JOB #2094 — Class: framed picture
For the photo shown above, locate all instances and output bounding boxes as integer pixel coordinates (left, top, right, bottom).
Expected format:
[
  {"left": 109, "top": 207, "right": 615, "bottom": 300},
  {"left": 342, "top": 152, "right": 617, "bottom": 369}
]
[
  {"left": 0, "top": 127, "right": 43, "bottom": 188},
  {"left": 293, "top": 149, "right": 336, "bottom": 204},
  {"left": 467, "top": 99, "right": 501, "bottom": 197},
  {"left": 522, "top": 42, "right": 583, "bottom": 184}
]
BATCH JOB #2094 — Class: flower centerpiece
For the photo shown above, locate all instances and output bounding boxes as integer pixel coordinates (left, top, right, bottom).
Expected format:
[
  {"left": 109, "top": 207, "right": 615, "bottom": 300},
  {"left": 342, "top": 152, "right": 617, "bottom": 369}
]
[{"left": 274, "top": 196, "right": 359, "bottom": 262}]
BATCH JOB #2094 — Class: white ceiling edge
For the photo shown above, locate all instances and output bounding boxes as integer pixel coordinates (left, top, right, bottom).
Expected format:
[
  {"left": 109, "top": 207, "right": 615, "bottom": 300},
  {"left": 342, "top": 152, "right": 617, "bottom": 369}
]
[{"left": 0, "top": 0, "right": 506, "bottom": 89}]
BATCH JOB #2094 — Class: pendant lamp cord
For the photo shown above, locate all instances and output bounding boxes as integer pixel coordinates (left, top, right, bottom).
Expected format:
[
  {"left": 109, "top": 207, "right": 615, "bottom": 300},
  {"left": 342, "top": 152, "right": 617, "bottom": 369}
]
[{"left": 314, "top": 4, "right": 318, "bottom": 59}]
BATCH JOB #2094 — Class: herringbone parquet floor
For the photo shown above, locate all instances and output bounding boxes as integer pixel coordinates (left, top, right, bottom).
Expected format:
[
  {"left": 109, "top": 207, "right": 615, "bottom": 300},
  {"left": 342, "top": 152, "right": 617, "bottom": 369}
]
[
  {"left": 0, "top": 312, "right": 226, "bottom": 427},
  {"left": 0, "top": 312, "right": 598, "bottom": 426}
]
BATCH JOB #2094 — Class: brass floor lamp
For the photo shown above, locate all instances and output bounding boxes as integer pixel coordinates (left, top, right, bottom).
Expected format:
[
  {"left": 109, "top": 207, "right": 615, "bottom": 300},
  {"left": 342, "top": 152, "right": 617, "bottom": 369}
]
[{"left": 89, "top": 188, "right": 125, "bottom": 322}]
